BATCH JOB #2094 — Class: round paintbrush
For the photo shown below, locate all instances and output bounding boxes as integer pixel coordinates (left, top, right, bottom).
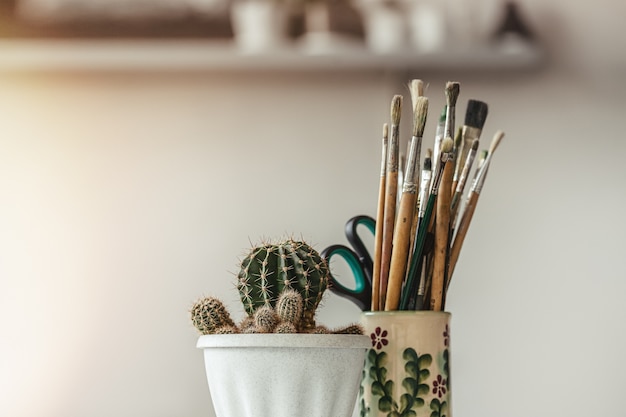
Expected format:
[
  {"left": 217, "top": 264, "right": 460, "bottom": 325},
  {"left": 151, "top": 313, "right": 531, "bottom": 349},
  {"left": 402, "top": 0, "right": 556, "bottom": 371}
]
[
  {"left": 379, "top": 95, "right": 402, "bottom": 310},
  {"left": 371, "top": 123, "right": 389, "bottom": 311},
  {"left": 385, "top": 96, "right": 428, "bottom": 311},
  {"left": 448, "top": 130, "right": 505, "bottom": 284},
  {"left": 430, "top": 137, "right": 455, "bottom": 312}
]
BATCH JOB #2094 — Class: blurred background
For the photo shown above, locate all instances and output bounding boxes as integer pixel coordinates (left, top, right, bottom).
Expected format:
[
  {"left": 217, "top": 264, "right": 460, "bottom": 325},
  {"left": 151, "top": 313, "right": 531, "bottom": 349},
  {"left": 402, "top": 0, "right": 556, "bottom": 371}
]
[{"left": 1, "top": 0, "right": 625, "bottom": 416}]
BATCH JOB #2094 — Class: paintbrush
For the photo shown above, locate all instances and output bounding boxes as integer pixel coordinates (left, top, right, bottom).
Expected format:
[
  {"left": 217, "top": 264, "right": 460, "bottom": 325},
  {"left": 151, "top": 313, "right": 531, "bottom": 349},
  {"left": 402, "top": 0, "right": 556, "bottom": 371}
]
[
  {"left": 430, "top": 137, "right": 455, "bottom": 311},
  {"left": 443, "top": 82, "right": 460, "bottom": 144},
  {"left": 400, "top": 137, "right": 454, "bottom": 310},
  {"left": 378, "top": 95, "right": 403, "bottom": 310},
  {"left": 450, "top": 138, "right": 479, "bottom": 231},
  {"left": 430, "top": 106, "right": 447, "bottom": 191},
  {"left": 371, "top": 123, "right": 389, "bottom": 311},
  {"left": 408, "top": 149, "right": 432, "bottom": 269},
  {"left": 448, "top": 130, "right": 505, "bottom": 283},
  {"left": 450, "top": 127, "right": 463, "bottom": 195},
  {"left": 453, "top": 100, "right": 488, "bottom": 195},
  {"left": 385, "top": 96, "right": 429, "bottom": 311},
  {"left": 409, "top": 79, "right": 425, "bottom": 105}
]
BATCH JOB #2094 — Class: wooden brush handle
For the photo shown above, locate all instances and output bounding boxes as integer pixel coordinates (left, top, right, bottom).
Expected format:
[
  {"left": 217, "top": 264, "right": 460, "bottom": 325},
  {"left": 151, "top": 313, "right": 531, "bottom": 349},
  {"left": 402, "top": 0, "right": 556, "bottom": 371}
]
[
  {"left": 371, "top": 175, "right": 386, "bottom": 311},
  {"left": 430, "top": 161, "right": 454, "bottom": 311},
  {"left": 379, "top": 170, "right": 398, "bottom": 310},
  {"left": 448, "top": 192, "right": 479, "bottom": 285},
  {"left": 385, "top": 191, "right": 417, "bottom": 311}
]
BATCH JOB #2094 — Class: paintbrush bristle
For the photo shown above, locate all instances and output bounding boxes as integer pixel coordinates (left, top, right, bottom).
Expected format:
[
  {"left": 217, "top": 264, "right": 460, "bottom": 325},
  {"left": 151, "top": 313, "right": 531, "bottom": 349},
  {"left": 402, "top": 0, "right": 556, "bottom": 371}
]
[
  {"left": 489, "top": 130, "right": 505, "bottom": 154},
  {"left": 464, "top": 99, "right": 489, "bottom": 129},
  {"left": 412, "top": 96, "right": 429, "bottom": 137},
  {"left": 409, "top": 79, "right": 424, "bottom": 107},
  {"left": 441, "top": 137, "right": 454, "bottom": 154},
  {"left": 445, "top": 82, "right": 460, "bottom": 106},
  {"left": 391, "top": 95, "right": 403, "bottom": 126},
  {"left": 383, "top": 123, "right": 389, "bottom": 139}
]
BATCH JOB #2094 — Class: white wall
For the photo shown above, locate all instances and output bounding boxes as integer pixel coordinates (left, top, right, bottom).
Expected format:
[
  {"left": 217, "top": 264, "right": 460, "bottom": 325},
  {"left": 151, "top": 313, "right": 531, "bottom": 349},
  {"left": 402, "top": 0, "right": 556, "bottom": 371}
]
[{"left": 1, "top": 1, "right": 626, "bottom": 416}]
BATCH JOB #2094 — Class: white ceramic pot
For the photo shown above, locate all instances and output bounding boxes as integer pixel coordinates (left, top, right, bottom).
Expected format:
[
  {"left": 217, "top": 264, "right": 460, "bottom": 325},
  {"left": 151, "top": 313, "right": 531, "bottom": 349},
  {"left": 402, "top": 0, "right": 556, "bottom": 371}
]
[{"left": 197, "top": 333, "right": 370, "bottom": 417}]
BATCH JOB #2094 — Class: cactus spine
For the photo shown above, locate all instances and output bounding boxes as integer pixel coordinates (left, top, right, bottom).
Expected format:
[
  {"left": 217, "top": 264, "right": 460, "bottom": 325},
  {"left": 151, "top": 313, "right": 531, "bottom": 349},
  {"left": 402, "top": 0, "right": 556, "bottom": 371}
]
[{"left": 237, "top": 239, "right": 329, "bottom": 331}]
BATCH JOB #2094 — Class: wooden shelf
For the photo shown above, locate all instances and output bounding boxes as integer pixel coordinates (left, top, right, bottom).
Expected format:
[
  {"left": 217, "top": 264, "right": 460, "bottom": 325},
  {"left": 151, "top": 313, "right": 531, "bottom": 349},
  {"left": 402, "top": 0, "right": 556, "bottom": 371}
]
[{"left": 0, "top": 38, "right": 545, "bottom": 73}]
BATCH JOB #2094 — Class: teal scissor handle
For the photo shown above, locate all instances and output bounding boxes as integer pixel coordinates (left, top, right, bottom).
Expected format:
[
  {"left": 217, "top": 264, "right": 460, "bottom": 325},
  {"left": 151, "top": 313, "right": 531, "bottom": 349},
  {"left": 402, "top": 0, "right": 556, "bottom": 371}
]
[{"left": 322, "top": 215, "right": 375, "bottom": 311}]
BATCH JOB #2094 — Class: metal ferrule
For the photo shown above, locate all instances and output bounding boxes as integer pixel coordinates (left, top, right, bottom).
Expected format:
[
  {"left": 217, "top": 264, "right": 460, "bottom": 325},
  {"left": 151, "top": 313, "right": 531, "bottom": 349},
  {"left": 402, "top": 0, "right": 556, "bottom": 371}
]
[
  {"left": 417, "top": 170, "right": 432, "bottom": 218},
  {"left": 431, "top": 152, "right": 452, "bottom": 195},
  {"left": 386, "top": 125, "right": 400, "bottom": 172},
  {"left": 444, "top": 105, "right": 456, "bottom": 142},
  {"left": 454, "top": 126, "right": 481, "bottom": 181},
  {"left": 379, "top": 137, "right": 388, "bottom": 177},
  {"left": 402, "top": 135, "right": 422, "bottom": 194},
  {"left": 471, "top": 154, "right": 492, "bottom": 194},
  {"left": 455, "top": 148, "right": 477, "bottom": 193}
]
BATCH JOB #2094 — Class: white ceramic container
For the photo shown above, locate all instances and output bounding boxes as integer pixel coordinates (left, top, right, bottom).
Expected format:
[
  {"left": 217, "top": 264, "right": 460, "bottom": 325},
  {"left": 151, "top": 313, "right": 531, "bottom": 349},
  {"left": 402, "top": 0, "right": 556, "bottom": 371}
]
[
  {"left": 359, "top": 311, "right": 452, "bottom": 417},
  {"left": 197, "top": 333, "right": 370, "bottom": 417}
]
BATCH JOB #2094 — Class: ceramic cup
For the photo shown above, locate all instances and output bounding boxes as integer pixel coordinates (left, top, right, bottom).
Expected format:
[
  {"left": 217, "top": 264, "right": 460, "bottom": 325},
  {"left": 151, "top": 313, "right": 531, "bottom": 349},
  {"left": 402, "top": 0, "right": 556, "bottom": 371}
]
[{"left": 359, "top": 311, "right": 452, "bottom": 417}]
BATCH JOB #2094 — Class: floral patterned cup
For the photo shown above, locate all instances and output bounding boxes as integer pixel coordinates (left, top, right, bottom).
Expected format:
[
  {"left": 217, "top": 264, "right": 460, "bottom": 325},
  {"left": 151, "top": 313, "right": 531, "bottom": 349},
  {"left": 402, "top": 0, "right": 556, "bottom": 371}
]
[{"left": 358, "top": 311, "right": 452, "bottom": 417}]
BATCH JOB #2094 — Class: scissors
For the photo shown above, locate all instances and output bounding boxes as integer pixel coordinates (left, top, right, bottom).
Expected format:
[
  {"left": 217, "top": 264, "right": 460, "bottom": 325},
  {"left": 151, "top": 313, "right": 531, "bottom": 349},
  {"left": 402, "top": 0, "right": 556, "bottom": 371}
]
[{"left": 321, "top": 215, "right": 375, "bottom": 311}]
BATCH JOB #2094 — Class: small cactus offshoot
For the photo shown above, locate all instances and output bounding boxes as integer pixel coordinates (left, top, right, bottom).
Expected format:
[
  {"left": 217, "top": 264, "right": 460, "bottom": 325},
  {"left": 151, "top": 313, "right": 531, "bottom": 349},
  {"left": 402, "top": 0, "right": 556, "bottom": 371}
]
[
  {"left": 190, "top": 296, "right": 236, "bottom": 335},
  {"left": 254, "top": 306, "right": 280, "bottom": 333}
]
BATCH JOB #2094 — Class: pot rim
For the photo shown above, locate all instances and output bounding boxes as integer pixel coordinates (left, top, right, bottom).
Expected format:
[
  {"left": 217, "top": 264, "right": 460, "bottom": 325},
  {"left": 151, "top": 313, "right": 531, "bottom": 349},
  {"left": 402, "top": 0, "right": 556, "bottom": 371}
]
[
  {"left": 361, "top": 310, "right": 451, "bottom": 318},
  {"left": 197, "top": 333, "right": 370, "bottom": 349}
]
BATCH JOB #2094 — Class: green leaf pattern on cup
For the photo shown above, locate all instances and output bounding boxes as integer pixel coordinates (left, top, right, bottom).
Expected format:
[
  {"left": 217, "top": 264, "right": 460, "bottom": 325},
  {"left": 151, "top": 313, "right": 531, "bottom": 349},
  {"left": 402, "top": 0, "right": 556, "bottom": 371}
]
[{"left": 361, "top": 326, "right": 451, "bottom": 417}]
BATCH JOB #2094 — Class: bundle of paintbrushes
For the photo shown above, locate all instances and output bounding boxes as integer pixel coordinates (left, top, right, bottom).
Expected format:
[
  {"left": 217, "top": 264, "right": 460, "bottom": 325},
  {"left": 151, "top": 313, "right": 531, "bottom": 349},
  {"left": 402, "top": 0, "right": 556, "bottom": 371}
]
[{"left": 371, "top": 79, "right": 505, "bottom": 312}]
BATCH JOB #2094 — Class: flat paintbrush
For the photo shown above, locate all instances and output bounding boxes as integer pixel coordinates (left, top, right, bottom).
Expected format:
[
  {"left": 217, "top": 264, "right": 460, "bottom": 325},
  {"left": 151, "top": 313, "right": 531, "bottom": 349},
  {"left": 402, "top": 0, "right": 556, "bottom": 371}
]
[
  {"left": 379, "top": 95, "right": 403, "bottom": 310},
  {"left": 400, "top": 137, "right": 454, "bottom": 310},
  {"left": 385, "top": 96, "right": 428, "bottom": 311},
  {"left": 448, "top": 130, "right": 505, "bottom": 284},
  {"left": 371, "top": 123, "right": 389, "bottom": 311},
  {"left": 453, "top": 100, "right": 488, "bottom": 195}
]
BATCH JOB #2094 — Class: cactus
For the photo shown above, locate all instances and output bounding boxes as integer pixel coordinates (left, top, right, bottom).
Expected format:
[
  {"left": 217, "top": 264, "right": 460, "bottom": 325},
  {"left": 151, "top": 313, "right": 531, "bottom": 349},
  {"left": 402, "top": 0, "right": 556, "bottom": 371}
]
[
  {"left": 275, "top": 288, "right": 304, "bottom": 327},
  {"left": 275, "top": 322, "right": 298, "bottom": 334},
  {"left": 254, "top": 305, "right": 280, "bottom": 333},
  {"left": 332, "top": 323, "right": 365, "bottom": 335},
  {"left": 190, "top": 296, "right": 236, "bottom": 335},
  {"left": 215, "top": 325, "right": 240, "bottom": 334},
  {"left": 237, "top": 238, "right": 329, "bottom": 331},
  {"left": 311, "top": 325, "right": 330, "bottom": 334}
]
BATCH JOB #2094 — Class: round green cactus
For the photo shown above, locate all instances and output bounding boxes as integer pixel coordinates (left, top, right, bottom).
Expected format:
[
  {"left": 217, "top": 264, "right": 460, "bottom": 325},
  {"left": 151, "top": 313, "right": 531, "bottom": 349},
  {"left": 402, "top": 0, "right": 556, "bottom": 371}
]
[{"left": 237, "top": 238, "right": 329, "bottom": 331}]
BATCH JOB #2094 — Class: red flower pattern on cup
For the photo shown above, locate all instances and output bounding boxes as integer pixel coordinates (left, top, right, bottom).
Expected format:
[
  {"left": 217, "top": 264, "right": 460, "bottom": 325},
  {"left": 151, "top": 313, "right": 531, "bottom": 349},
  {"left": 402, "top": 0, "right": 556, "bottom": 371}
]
[
  {"left": 443, "top": 324, "right": 450, "bottom": 346},
  {"left": 370, "top": 327, "right": 388, "bottom": 350},
  {"left": 432, "top": 374, "right": 447, "bottom": 398}
]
